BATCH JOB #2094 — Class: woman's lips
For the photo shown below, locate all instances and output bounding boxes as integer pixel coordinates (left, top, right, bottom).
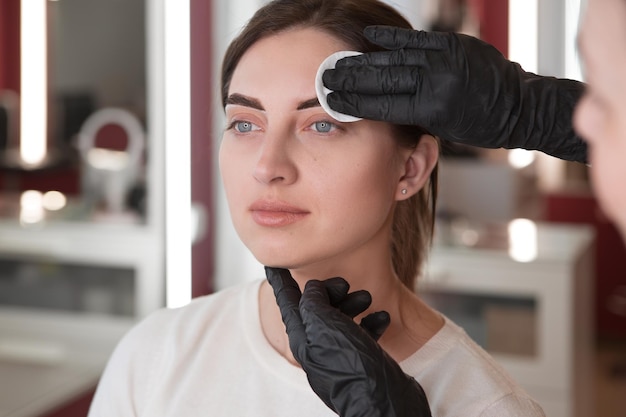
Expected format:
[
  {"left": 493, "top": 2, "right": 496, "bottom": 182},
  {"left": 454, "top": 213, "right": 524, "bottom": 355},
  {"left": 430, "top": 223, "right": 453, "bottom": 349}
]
[{"left": 249, "top": 200, "right": 309, "bottom": 227}]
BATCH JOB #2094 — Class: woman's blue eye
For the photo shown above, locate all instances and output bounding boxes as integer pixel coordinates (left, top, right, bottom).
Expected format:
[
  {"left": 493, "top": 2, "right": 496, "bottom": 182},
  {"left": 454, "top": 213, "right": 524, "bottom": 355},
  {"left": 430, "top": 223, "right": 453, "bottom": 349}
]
[
  {"left": 235, "top": 121, "right": 255, "bottom": 133},
  {"left": 313, "top": 121, "right": 334, "bottom": 133}
]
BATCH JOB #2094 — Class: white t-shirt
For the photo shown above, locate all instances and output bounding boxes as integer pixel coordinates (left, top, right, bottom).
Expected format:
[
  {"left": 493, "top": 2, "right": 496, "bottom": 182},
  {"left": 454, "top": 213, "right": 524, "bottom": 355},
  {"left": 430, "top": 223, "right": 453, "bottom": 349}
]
[{"left": 88, "top": 279, "right": 545, "bottom": 417}]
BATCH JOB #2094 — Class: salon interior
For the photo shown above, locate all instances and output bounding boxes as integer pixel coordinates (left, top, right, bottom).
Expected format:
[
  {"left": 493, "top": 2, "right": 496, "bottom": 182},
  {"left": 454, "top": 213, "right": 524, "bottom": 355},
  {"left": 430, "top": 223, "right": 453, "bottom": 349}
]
[{"left": 0, "top": 0, "right": 624, "bottom": 416}]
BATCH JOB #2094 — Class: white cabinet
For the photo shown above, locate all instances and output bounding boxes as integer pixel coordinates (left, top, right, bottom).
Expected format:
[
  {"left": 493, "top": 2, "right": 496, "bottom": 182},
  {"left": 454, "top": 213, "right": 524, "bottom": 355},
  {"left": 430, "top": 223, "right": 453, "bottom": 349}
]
[
  {"left": 420, "top": 222, "right": 595, "bottom": 417},
  {"left": 0, "top": 218, "right": 163, "bottom": 318}
]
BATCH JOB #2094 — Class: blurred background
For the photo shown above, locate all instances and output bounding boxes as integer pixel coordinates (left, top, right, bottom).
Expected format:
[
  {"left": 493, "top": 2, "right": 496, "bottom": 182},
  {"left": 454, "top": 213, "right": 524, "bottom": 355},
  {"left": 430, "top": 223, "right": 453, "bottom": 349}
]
[{"left": 0, "top": 0, "right": 624, "bottom": 416}]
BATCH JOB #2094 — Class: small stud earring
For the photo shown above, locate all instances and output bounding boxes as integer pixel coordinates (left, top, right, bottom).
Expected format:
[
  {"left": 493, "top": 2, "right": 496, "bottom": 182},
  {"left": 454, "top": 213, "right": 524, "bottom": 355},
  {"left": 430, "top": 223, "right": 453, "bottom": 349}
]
[{"left": 401, "top": 189, "right": 408, "bottom": 195}]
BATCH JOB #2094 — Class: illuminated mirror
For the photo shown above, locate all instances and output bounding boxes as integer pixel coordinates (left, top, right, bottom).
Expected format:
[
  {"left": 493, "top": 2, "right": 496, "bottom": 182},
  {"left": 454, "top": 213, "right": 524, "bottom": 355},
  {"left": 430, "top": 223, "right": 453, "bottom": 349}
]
[
  {"left": 1, "top": 0, "right": 146, "bottom": 166},
  {"left": 0, "top": 0, "right": 147, "bottom": 222}
]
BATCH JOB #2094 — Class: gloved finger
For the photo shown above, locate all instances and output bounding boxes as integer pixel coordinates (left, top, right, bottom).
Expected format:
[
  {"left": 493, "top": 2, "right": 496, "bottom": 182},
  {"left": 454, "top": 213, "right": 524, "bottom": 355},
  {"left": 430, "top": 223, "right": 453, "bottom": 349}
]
[
  {"left": 324, "top": 66, "right": 421, "bottom": 94},
  {"left": 300, "top": 280, "right": 376, "bottom": 350},
  {"left": 360, "top": 310, "right": 390, "bottom": 341},
  {"left": 321, "top": 277, "right": 350, "bottom": 305},
  {"left": 335, "top": 289, "right": 372, "bottom": 318},
  {"left": 332, "top": 49, "right": 429, "bottom": 68},
  {"left": 299, "top": 279, "right": 346, "bottom": 345},
  {"left": 299, "top": 279, "right": 333, "bottom": 311},
  {"left": 326, "top": 92, "right": 421, "bottom": 125},
  {"left": 321, "top": 277, "right": 373, "bottom": 318},
  {"left": 264, "top": 267, "right": 308, "bottom": 362},
  {"left": 363, "top": 25, "right": 448, "bottom": 50},
  {"left": 300, "top": 279, "right": 353, "bottom": 326}
]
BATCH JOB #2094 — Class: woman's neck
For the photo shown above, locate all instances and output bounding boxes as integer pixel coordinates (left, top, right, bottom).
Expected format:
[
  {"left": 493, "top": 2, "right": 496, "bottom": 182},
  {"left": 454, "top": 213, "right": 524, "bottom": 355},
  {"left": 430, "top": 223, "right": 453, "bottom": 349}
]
[{"left": 258, "top": 262, "right": 444, "bottom": 365}]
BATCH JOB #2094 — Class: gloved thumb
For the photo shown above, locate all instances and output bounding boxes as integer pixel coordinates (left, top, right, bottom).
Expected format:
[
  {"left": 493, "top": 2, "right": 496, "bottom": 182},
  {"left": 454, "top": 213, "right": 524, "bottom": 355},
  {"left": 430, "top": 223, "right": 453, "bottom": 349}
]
[
  {"left": 264, "top": 267, "right": 308, "bottom": 362},
  {"left": 360, "top": 311, "right": 390, "bottom": 341}
]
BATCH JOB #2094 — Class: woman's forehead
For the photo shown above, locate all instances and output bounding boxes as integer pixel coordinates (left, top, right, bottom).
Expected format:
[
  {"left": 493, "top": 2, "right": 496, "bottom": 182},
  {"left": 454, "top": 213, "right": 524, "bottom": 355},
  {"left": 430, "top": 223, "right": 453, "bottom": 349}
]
[
  {"left": 239, "top": 28, "right": 349, "bottom": 70},
  {"left": 229, "top": 29, "right": 348, "bottom": 95}
]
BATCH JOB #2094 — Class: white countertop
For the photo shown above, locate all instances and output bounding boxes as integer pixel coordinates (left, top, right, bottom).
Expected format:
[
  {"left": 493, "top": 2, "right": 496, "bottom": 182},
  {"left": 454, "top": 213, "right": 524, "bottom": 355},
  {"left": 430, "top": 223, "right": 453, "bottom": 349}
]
[
  {"left": 431, "top": 220, "right": 595, "bottom": 263},
  {"left": 0, "top": 207, "right": 165, "bottom": 317},
  {"left": 0, "top": 308, "right": 134, "bottom": 417}
]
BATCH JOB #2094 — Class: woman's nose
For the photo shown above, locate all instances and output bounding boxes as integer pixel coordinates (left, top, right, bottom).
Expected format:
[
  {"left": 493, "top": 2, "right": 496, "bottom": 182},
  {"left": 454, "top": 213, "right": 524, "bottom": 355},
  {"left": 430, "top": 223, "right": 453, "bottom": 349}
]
[
  {"left": 253, "top": 133, "right": 298, "bottom": 185},
  {"left": 573, "top": 93, "right": 603, "bottom": 144}
]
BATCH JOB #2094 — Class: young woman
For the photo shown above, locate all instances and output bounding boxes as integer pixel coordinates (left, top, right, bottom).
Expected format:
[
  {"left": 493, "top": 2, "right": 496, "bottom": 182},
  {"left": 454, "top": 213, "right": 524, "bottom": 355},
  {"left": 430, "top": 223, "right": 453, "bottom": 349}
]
[{"left": 88, "top": 1, "right": 544, "bottom": 416}]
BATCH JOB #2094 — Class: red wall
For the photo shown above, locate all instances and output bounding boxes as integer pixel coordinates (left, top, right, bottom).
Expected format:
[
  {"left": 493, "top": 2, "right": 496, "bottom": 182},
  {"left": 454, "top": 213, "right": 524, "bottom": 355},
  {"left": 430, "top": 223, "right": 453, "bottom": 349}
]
[
  {"left": 482, "top": 0, "right": 508, "bottom": 57},
  {"left": 190, "top": 0, "right": 215, "bottom": 297},
  {"left": 0, "top": 0, "right": 20, "bottom": 92},
  {"left": 545, "top": 192, "right": 626, "bottom": 340},
  {"left": 37, "top": 388, "right": 95, "bottom": 417},
  {"left": 469, "top": 0, "right": 509, "bottom": 57}
]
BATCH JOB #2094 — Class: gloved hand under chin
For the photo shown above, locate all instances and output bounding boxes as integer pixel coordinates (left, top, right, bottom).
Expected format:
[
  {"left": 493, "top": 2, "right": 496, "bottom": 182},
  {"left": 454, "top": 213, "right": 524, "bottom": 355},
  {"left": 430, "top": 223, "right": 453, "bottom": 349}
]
[
  {"left": 323, "top": 26, "right": 588, "bottom": 163},
  {"left": 265, "top": 266, "right": 432, "bottom": 417}
]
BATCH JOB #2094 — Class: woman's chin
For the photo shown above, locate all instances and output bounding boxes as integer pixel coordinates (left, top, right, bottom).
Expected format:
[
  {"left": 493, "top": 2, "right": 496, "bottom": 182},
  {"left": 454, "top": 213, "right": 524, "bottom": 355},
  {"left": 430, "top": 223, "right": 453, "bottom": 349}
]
[{"left": 251, "top": 250, "right": 298, "bottom": 270}]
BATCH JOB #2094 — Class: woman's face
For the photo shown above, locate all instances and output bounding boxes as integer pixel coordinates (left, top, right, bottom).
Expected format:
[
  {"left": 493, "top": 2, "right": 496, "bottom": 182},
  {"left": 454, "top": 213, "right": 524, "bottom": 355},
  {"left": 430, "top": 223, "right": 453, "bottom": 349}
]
[
  {"left": 219, "top": 28, "right": 414, "bottom": 274},
  {"left": 574, "top": 0, "right": 626, "bottom": 234}
]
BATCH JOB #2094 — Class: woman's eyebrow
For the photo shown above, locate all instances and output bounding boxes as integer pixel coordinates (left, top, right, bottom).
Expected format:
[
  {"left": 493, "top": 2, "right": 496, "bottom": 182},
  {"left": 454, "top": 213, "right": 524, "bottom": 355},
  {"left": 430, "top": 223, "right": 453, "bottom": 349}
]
[
  {"left": 297, "top": 97, "right": 321, "bottom": 110},
  {"left": 225, "top": 94, "right": 320, "bottom": 111},
  {"left": 225, "top": 93, "right": 265, "bottom": 110}
]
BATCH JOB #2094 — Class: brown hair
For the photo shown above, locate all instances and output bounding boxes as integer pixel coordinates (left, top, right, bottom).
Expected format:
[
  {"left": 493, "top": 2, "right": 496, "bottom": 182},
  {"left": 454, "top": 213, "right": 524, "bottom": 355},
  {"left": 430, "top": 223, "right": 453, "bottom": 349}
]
[{"left": 221, "top": 0, "right": 438, "bottom": 289}]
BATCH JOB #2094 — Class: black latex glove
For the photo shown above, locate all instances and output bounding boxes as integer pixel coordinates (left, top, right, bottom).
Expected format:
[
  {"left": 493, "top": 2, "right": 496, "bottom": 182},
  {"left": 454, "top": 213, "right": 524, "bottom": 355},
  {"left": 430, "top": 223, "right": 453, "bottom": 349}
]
[
  {"left": 323, "top": 26, "right": 588, "bottom": 163},
  {"left": 265, "top": 266, "right": 432, "bottom": 417}
]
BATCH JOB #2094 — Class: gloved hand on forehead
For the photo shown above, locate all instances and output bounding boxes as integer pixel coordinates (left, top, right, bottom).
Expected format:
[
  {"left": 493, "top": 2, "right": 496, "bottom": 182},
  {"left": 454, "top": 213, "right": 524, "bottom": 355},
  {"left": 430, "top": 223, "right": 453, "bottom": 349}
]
[
  {"left": 323, "top": 25, "right": 588, "bottom": 163},
  {"left": 265, "top": 266, "right": 432, "bottom": 417}
]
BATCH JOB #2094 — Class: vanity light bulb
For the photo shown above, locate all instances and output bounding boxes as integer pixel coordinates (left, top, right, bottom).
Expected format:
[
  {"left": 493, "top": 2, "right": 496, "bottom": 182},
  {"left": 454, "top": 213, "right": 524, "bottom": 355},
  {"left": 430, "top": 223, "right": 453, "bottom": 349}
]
[
  {"left": 19, "top": 190, "right": 45, "bottom": 225},
  {"left": 508, "top": 149, "right": 536, "bottom": 169},
  {"left": 42, "top": 191, "right": 67, "bottom": 211},
  {"left": 20, "top": 0, "right": 48, "bottom": 166},
  {"left": 508, "top": 218, "right": 538, "bottom": 263}
]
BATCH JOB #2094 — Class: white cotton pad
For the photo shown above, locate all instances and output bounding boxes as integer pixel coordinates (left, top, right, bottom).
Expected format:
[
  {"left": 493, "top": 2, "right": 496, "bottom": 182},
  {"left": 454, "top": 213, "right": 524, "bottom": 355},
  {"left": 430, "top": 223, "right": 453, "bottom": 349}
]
[{"left": 315, "top": 51, "right": 363, "bottom": 122}]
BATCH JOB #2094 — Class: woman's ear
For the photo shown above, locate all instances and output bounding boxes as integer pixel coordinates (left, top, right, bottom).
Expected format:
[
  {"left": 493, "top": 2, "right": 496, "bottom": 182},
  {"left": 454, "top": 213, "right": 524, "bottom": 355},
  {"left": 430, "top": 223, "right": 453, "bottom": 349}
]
[{"left": 396, "top": 135, "right": 439, "bottom": 200}]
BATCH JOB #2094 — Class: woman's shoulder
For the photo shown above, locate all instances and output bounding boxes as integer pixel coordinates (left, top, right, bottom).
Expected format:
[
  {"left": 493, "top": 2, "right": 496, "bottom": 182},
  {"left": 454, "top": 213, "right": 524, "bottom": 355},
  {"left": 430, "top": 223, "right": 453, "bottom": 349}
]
[
  {"left": 403, "top": 316, "right": 515, "bottom": 380},
  {"left": 401, "top": 316, "right": 545, "bottom": 416},
  {"left": 143, "top": 278, "right": 262, "bottom": 331},
  {"left": 479, "top": 393, "right": 546, "bottom": 417},
  {"left": 117, "top": 278, "right": 263, "bottom": 352},
  {"left": 90, "top": 279, "right": 264, "bottom": 414}
]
